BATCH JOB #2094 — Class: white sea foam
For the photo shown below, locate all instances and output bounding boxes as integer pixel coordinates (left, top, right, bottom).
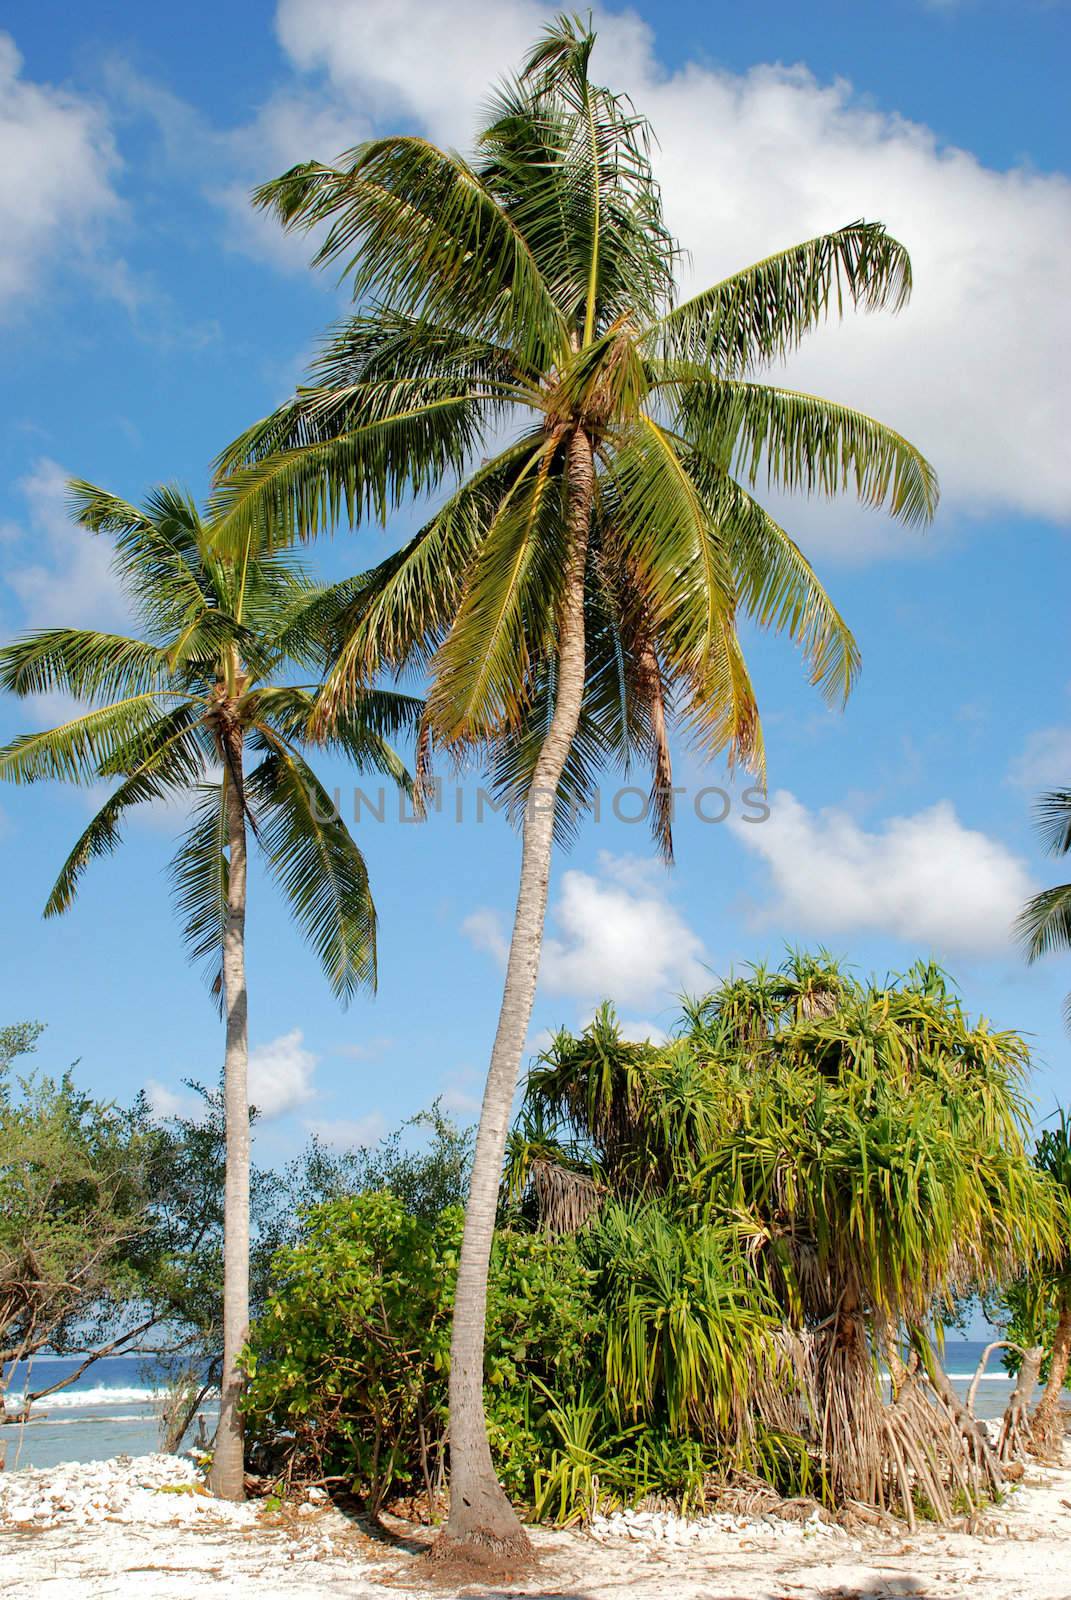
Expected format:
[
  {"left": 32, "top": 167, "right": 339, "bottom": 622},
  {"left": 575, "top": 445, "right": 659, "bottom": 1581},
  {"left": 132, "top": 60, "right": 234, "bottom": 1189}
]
[{"left": 5, "top": 1386, "right": 174, "bottom": 1410}]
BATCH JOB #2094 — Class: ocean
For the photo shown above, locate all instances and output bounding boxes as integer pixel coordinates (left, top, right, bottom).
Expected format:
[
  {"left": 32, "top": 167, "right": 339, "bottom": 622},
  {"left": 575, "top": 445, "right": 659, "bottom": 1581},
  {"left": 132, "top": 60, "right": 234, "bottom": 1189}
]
[
  {"left": 0, "top": 1355, "right": 218, "bottom": 1471},
  {"left": 0, "top": 1340, "right": 1016, "bottom": 1471}
]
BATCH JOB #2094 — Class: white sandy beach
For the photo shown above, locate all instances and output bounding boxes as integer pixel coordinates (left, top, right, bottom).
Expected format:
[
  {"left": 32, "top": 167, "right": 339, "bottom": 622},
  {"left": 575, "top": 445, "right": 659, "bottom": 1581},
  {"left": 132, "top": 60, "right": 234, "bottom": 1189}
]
[{"left": 2, "top": 1449, "right": 1071, "bottom": 1600}]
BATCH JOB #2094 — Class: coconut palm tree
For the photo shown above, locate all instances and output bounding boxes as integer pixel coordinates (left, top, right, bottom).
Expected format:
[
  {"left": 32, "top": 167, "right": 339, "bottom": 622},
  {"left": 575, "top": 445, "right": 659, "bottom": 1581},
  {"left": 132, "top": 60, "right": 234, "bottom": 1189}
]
[
  {"left": 1016, "top": 789, "right": 1071, "bottom": 1029},
  {"left": 0, "top": 481, "right": 418, "bottom": 1500},
  {"left": 213, "top": 19, "right": 937, "bottom": 1553}
]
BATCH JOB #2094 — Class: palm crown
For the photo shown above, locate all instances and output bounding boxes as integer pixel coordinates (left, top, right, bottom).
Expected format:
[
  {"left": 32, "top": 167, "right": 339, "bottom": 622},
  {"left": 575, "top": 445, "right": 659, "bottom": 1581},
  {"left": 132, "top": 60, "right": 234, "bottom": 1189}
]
[
  {"left": 0, "top": 482, "right": 418, "bottom": 1000},
  {"left": 214, "top": 17, "right": 937, "bottom": 858}
]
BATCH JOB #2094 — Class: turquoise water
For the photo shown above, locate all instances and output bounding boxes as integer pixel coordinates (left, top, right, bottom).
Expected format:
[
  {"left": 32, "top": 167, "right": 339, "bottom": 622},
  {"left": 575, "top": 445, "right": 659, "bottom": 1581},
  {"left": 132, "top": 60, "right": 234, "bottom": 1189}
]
[
  {"left": 1, "top": 1356, "right": 217, "bottom": 1471},
  {"left": 1, "top": 1342, "right": 1013, "bottom": 1470}
]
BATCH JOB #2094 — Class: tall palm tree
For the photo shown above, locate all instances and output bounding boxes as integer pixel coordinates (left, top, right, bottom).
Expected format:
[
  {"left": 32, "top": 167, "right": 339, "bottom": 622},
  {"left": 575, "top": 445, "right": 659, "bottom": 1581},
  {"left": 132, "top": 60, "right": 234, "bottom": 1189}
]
[
  {"left": 1016, "top": 789, "right": 1071, "bottom": 1029},
  {"left": 213, "top": 19, "right": 937, "bottom": 1553},
  {"left": 0, "top": 482, "right": 418, "bottom": 1500}
]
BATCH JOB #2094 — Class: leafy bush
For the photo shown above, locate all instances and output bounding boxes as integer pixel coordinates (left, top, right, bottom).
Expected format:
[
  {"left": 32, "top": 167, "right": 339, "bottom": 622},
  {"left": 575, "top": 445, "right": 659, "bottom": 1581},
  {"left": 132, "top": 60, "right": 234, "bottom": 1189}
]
[{"left": 241, "top": 1192, "right": 600, "bottom": 1510}]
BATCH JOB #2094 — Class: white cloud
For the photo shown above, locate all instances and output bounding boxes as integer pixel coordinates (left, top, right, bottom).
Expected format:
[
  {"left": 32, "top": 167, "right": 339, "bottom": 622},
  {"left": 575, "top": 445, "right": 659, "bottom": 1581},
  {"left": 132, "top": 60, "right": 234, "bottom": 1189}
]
[
  {"left": 304, "top": 1110, "right": 386, "bottom": 1148},
  {"left": 461, "top": 906, "right": 510, "bottom": 965},
  {"left": 249, "top": 1028, "right": 318, "bottom": 1118},
  {"left": 3, "top": 458, "right": 129, "bottom": 630},
  {"left": 269, "top": 0, "right": 1071, "bottom": 533},
  {"left": 463, "top": 853, "right": 708, "bottom": 1007},
  {"left": 144, "top": 1077, "right": 196, "bottom": 1120},
  {"left": 615, "top": 1018, "right": 669, "bottom": 1044},
  {"left": 541, "top": 853, "right": 708, "bottom": 1004},
  {"left": 731, "top": 789, "right": 1034, "bottom": 955},
  {"left": 0, "top": 34, "right": 121, "bottom": 314},
  {"left": 1007, "top": 727, "right": 1071, "bottom": 792}
]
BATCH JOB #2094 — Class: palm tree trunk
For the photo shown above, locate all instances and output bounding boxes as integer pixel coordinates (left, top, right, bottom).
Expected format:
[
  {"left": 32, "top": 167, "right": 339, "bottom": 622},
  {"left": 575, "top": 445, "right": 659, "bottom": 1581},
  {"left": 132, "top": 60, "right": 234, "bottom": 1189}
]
[
  {"left": 436, "top": 428, "right": 594, "bottom": 1558},
  {"left": 210, "top": 766, "right": 250, "bottom": 1501},
  {"left": 1031, "top": 1297, "right": 1071, "bottom": 1458}
]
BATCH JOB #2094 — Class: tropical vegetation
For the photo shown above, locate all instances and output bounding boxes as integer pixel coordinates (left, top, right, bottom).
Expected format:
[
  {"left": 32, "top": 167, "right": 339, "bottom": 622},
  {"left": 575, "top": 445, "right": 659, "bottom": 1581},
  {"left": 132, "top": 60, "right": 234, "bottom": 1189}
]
[
  {"left": 1017, "top": 788, "right": 1071, "bottom": 1030},
  {"left": 0, "top": 485, "right": 417, "bottom": 1496},
  {"left": 242, "top": 956, "right": 1065, "bottom": 1530},
  {"left": 212, "top": 15, "right": 936, "bottom": 1552}
]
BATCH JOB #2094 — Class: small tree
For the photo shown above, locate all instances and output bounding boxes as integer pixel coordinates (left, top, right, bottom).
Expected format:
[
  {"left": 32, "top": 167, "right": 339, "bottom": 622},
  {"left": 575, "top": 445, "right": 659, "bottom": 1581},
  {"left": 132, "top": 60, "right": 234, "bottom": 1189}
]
[
  {"left": 0, "top": 1025, "right": 154, "bottom": 1415},
  {"left": 1003, "top": 1112, "right": 1071, "bottom": 1457}
]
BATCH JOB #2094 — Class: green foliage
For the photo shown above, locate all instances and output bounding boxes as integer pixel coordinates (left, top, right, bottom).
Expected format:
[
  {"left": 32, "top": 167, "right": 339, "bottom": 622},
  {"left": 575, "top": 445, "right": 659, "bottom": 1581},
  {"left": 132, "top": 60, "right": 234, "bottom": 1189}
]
[
  {"left": 0, "top": 1028, "right": 155, "bottom": 1380},
  {"left": 1016, "top": 789, "right": 1071, "bottom": 1031},
  {"left": 285, "top": 1101, "right": 473, "bottom": 1224},
  {"left": 241, "top": 1193, "right": 598, "bottom": 1511},
  {"left": 243, "top": 1178, "right": 804, "bottom": 1519},
  {"left": 215, "top": 15, "right": 937, "bottom": 862},
  {"left": 1000, "top": 1109, "right": 1071, "bottom": 1387},
  {"left": 0, "top": 483, "right": 418, "bottom": 1003}
]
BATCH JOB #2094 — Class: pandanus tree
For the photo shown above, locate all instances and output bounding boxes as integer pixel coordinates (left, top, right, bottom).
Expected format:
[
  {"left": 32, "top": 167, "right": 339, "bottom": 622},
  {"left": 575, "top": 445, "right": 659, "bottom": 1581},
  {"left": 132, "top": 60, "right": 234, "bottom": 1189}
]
[
  {"left": 0, "top": 482, "right": 417, "bottom": 1499},
  {"left": 520, "top": 956, "right": 1061, "bottom": 1523},
  {"left": 214, "top": 18, "right": 936, "bottom": 1553}
]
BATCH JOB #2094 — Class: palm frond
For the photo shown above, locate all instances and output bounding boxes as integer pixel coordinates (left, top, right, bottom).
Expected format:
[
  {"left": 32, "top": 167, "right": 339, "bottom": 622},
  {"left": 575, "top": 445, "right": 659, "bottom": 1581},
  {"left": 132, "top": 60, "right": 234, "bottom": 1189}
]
[
  {"left": 1034, "top": 791, "right": 1071, "bottom": 858},
  {"left": 649, "top": 221, "right": 913, "bottom": 373},
  {"left": 1016, "top": 883, "right": 1071, "bottom": 963},
  {"left": 170, "top": 781, "right": 229, "bottom": 1002},
  {"left": 602, "top": 417, "right": 762, "bottom": 770},
  {"left": 0, "top": 694, "right": 185, "bottom": 785},
  {"left": 678, "top": 379, "right": 938, "bottom": 527},
  {"left": 684, "top": 463, "right": 860, "bottom": 707},
  {"left": 426, "top": 433, "right": 566, "bottom": 743},
  {"left": 0, "top": 630, "right": 168, "bottom": 703},
  {"left": 247, "top": 735, "right": 377, "bottom": 1000},
  {"left": 253, "top": 136, "right": 568, "bottom": 368},
  {"left": 68, "top": 479, "right": 210, "bottom": 632}
]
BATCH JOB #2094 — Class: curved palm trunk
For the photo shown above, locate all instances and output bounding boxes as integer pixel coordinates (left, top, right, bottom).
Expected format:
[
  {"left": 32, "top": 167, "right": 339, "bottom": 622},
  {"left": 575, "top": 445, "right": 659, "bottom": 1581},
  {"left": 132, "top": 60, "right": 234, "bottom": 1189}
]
[
  {"left": 210, "top": 766, "right": 250, "bottom": 1501},
  {"left": 436, "top": 429, "right": 594, "bottom": 1558},
  {"left": 1031, "top": 1298, "right": 1071, "bottom": 1458}
]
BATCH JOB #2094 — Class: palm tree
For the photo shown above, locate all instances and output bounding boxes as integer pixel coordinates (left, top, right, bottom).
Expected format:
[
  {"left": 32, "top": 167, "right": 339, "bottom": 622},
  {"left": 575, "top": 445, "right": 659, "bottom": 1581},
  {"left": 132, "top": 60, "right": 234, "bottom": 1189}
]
[
  {"left": 0, "top": 481, "right": 418, "bottom": 1499},
  {"left": 1016, "top": 789, "right": 1071, "bottom": 1029},
  {"left": 213, "top": 19, "right": 937, "bottom": 1553}
]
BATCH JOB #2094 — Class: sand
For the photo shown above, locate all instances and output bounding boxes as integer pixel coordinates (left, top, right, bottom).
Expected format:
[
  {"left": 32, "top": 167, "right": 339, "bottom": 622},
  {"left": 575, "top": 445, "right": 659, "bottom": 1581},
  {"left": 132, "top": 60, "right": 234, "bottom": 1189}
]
[{"left": 2, "top": 1448, "right": 1070, "bottom": 1599}]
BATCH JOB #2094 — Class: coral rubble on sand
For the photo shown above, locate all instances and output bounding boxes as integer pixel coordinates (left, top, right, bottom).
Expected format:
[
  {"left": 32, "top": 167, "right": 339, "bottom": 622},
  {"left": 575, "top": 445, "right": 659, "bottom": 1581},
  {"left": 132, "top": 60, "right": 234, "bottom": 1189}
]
[{"left": 0, "top": 1452, "right": 258, "bottom": 1528}]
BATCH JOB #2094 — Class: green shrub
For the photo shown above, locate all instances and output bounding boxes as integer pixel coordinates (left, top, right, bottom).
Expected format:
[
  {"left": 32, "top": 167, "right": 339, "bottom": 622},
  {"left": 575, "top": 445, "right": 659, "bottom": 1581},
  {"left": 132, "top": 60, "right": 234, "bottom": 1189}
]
[{"left": 241, "top": 1191, "right": 600, "bottom": 1511}]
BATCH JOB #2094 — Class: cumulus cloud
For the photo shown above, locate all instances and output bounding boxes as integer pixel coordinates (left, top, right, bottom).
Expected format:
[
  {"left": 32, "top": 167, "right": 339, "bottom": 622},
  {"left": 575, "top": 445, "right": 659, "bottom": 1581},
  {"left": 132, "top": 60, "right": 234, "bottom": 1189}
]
[
  {"left": 3, "top": 458, "right": 129, "bottom": 630},
  {"left": 1007, "top": 727, "right": 1071, "bottom": 792},
  {"left": 464, "top": 852, "right": 708, "bottom": 1007},
  {"left": 730, "top": 789, "right": 1034, "bottom": 954},
  {"left": 0, "top": 34, "right": 121, "bottom": 314},
  {"left": 541, "top": 854, "right": 708, "bottom": 1004},
  {"left": 249, "top": 1028, "right": 318, "bottom": 1118},
  {"left": 614, "top": 1017, "right": 669, "bottom": 1044},
  {"left": 268, "top": 0, "right": 1071, "bottom": 533}
]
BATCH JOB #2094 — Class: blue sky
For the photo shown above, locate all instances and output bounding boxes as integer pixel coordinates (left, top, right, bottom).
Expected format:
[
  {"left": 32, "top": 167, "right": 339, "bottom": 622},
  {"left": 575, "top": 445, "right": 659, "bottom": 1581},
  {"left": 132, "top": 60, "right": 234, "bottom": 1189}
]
[{"left": 1, "top": 0, "right": 1068, "bottom": 1170}]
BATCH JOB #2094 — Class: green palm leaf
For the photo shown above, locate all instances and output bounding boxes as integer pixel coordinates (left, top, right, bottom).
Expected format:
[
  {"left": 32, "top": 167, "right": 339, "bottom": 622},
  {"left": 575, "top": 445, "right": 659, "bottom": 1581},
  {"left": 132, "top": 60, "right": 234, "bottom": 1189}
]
[
  {"left": 247, "top": 735, "right": 377, "bottom": 1001},
  {"left": 649, "top": 221, "right": 912, "bottom": 373}
]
